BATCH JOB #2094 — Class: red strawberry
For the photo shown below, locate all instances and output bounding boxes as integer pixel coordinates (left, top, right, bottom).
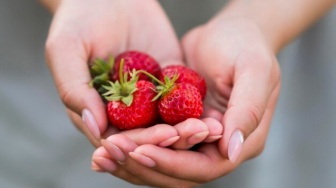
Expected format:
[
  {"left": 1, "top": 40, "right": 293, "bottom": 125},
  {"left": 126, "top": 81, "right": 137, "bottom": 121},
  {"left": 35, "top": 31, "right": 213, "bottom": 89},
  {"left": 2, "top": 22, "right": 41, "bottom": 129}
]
[
  {"left": 103, "top": 60, "right": 158, "bottom": 130},
  {"left": 112, "top": 51, "right": 161, "bottom": 82},
  {"left": 158, "top": 83, "right": 203, "bottom": 125},
  {"left": 139, "top": 72, "right": 203, "bottom": 125},
  {"left": 159, "top": 65, "right": 206, "bottom": 99}
]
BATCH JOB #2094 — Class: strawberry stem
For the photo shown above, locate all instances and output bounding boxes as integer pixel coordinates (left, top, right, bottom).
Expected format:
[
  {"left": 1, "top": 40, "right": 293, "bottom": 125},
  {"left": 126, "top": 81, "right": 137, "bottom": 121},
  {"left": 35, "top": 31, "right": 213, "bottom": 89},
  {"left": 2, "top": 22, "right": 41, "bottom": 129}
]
[
  {"left": 102, "top": 59, "right": 138, "bottom": 106},
  {"left": 136, "top": 70, "right": 165, "bottom": 86},
  {"left": 119, "top": 59, "right": 125, "bottom": 86},
  {"left": 136, "top": 69, "right": 179, "bottom": 101}
]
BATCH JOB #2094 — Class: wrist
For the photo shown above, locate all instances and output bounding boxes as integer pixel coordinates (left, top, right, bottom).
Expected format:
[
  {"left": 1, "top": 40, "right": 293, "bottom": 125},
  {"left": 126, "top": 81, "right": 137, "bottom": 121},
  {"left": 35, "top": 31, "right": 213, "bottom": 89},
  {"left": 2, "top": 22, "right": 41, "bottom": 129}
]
[
  {"left": 215, "top": 0, "right": 335, "bottom": 54},
  {"left": 213, "top": 0, "right": 283, "bottom": 53}
]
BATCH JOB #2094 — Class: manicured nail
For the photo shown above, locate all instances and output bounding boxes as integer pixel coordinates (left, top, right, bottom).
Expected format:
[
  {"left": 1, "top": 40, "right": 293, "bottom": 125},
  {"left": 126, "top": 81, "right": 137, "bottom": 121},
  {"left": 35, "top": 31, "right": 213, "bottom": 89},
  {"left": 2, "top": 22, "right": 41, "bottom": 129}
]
[
  {"left": 228, "top": 130, "right": 244, "bottom": 163},
  {"left": 204, "top": 135, "right": 223, "bottom": 143},
  {"left": 158, "top": 136, "right": 180, "bottom": 147},
  {"left": 92, "top": 157, "right": 117, "bottom": 172},
  {"left": 129, "top": 152, "right": 156, "bottom": 168},
  {"left": 187, "top": 131, "right": 209, "bottom": 145},
  {"left": 82, "top": 109, "right": 100, "bottom": 140},
  {"left": 101, "top": 139, "right": 125, "bottom": 163},
  {"left": 91, "top": 161, "right": 105, "bottom": 172}
]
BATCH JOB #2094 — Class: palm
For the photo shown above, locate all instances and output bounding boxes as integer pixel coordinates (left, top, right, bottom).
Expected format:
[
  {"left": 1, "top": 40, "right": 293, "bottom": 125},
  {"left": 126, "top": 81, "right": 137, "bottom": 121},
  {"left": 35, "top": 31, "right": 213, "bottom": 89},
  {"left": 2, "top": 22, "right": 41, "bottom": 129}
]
[
  {"left": 182, "top": 18, "right": 281, "bottom": 156},
  {"left": 48, "top": 0, "right": 183, "bottom": 146}
]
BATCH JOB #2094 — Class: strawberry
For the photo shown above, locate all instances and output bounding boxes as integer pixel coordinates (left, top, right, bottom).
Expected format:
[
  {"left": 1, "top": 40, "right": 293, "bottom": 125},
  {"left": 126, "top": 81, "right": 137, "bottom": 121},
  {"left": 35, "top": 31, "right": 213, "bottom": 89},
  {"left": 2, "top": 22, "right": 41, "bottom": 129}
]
[
  {"left": 112, "top": 51, "right": 161, "bottom": 82},
  {"left": 103, "top": 60, "right": 158, "bottom": 130},
  {"left": 139, "top": 71, "right": 203, "bottom": 125},
  {"left": 158, "top": 82, "right": 203, "bottom": 125},
  {"left": 159, "top": 65, "right": 206, "bottom": 99}
]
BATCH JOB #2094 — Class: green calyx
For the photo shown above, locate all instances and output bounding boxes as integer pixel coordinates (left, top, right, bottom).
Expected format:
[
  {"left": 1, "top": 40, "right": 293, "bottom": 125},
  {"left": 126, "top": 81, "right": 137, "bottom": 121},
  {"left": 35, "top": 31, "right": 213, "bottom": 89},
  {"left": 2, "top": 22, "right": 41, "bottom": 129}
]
[
  {"left": 102, "top": 59, "right": 138, "bottom": 107},
  {"left": 136, "top": 70, "right": 179, "bottom": 101},
  {"left": 152, "top": 74, "right": 178, "bottom": 101},
  {"left": 89, "top": 56, "right": 114, "bottom": 93}
]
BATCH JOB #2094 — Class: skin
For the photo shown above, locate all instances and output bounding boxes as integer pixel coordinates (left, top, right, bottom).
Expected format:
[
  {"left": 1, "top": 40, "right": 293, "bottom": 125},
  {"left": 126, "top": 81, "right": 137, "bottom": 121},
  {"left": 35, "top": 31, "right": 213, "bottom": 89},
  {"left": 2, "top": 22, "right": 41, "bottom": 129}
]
[
  {"left": 40, "top": 0, "right": 336, "bottom": 187},
  {"left": 42, "top": 0, "right": 221, "bottom": 147}
]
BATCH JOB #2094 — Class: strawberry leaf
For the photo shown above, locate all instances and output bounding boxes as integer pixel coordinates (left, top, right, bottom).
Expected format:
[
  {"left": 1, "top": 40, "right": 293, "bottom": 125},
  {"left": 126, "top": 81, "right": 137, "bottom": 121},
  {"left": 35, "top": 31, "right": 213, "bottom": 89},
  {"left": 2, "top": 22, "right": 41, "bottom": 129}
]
[
  {"left": 89, "top": 56, "right": 114, "bottom": 88},
  {"left": 121, "top": 95, "right": 134, "bottom": 106},
  {"left": 102, "top": 60, "right": 139, "bottom": 106}
]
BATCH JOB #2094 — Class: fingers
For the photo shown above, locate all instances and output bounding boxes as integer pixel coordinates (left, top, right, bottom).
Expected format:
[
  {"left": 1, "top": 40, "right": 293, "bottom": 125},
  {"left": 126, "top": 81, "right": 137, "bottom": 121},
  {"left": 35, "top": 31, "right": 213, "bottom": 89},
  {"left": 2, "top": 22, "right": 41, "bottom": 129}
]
[
  {"left": 128, "top": 144, "right": 234, "bottom": 183},
  {"left": 202, "top": 118, "right": 223, "bottom": 143},
  {"left": 97, "top": 135, "right": 197, "bottom": 187},
  {"left": 240, "top": 82, "right": 281, "bottom": 161},
  {"left": 202, "top": 105, "right": 224, "bottom": 121},
  {"left": 92, "top": 146, "right": 146, "bottom": 185},
  {"left": 45, "top": 33, "right": 107, "bottom": 140},
  {"left": 120, "top": 124, "right": 180, "bottom": 147},
  {"left": 118, "top": 118, "right": 222, "bottom": 151},
  {"left": 171, "top": 118, "right": 209, "bottom": 149},
  {"left": 67, "top": 109, "right": 120, "bottom": 147},
  {"left": 171, "top": 118, "right": 223, "bottom": 149},
  {"left": 219, "top": 52, "right": 280, "bottom": 162},
  {"left": 66, "top": 109, "right": 101, "bottom": 147}
]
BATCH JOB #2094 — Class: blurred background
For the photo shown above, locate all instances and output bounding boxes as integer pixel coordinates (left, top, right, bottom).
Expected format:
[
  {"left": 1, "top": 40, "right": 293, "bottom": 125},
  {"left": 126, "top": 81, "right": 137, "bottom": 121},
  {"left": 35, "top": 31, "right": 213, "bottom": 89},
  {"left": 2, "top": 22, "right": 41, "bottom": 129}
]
[{"left": 0, "top": 0, "right": 335, "bottom": 187}]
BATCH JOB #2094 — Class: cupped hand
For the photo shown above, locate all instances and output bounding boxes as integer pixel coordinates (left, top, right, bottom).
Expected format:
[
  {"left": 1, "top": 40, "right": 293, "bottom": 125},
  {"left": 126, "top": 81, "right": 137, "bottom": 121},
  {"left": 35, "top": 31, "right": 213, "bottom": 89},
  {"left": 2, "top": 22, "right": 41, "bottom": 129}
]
[
  {"left": 45, "top": 0, "right": 183, "bottom": 146},
  {"left": 92, "top": 16, "right": 281, "bottom": 187},
  {"left": 91, "top": 118, "right": 223, "bottom": 187},
  {"left": 182, "top": 17, "right": 281, "bottom": 162}
]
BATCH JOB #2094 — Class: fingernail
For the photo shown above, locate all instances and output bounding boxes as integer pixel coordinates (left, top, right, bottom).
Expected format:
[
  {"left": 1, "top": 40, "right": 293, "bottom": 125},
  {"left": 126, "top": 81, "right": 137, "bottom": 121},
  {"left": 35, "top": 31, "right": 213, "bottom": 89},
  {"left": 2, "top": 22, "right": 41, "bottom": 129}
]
[
  {"left": 204, "top": 135, "right": 222, "bottom": 143},
  {"left": 129, "top": 152, "right": 156, "bottom": 168},
  {"left": 228, "top": 130, "right": 244, "bottom": 163},
  {"left": 158, "top": 136, "right": 180, "bottom": 147},
  {"left": 82, "top": 109, "right": 100, "bottom": 140},
  {"left": 101, "top": 139, "right": 125, "bottom": 163},
  {"left": 187, "top": 131, "right": 209, "bottom": 145},
  {"left": 92, "top": 157, "right": 117, "bottom": 172},
  {"left": 91, "top": 161, "right": 105, "bottom": 172}
]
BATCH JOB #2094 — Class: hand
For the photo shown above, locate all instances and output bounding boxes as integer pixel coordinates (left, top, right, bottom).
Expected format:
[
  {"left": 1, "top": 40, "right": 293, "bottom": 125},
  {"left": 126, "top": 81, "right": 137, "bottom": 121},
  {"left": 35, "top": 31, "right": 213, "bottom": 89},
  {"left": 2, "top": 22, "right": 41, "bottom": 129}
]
[
  {"left": 92, "top": 117, "right": 223, "bottom": 187},
  {"left": 91, "top": 17, "right": 281, "bottom": 187},
  {"left": 45, "top": 0, "right": 183, "bottom": 146},
  {"left": 182, "top": 17, "right": 281, "bottom": 162}
]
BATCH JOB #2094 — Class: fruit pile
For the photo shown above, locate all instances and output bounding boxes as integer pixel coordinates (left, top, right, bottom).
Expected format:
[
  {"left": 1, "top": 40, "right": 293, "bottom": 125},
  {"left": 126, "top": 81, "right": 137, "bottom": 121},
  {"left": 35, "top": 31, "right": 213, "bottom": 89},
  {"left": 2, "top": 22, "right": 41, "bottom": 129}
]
[{"left": 90, "top": 51, "right": 206, "bottom": 130}]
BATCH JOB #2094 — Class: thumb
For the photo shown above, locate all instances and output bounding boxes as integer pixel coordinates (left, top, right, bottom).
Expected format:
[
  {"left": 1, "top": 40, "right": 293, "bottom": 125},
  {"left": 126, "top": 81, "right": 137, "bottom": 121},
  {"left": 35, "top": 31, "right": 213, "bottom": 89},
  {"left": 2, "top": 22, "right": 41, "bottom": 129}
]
[
  {"left": 218, "top": 54, "right": 279, "bottom": 163},
  {"left": 45, "top": 35, "right": 107, "bottom": 140}
]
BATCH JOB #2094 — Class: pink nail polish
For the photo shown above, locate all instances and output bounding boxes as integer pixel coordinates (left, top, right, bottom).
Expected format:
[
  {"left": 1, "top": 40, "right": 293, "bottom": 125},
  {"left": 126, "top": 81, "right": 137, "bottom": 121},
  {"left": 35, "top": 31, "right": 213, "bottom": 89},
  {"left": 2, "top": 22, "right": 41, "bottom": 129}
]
[
  {"left": 82, "top": 109, "right": 100, "bottom": 140},
  {"left": 204, "top": 135, "right": 222, "bottom": 143},
  {"left": 101, "top": 139, "right": 125, "bottom": 163},
  {"left": 158, "top": 136, "right": 180, "bottom": 147},
  {"left": 187, "top": 131, "right": 209, "bottom": 145},
  {"left": 91, "top": 161, "right": 105, "bottom": 172},
  {"left": 129, "top": 152, "right": 156, "bottom": 168},
  {"left": 92, "top": 157, "right": 117, "bottom": 172},
  {"left": 228, "top": 130, "right": 244, "bottom": 163}
]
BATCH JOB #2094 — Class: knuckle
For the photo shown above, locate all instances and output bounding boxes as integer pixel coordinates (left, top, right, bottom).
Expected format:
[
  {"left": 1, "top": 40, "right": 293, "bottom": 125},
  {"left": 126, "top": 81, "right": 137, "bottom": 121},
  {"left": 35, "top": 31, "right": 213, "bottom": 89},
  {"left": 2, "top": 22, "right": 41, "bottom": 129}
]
[
  {"left": 57, "top": 82, "right": 78, "bottom": 110},
  {"left": 45, "top": 32, "right": 81, "bottom": 59},
  {"left": 58, "top": 82, "right": 72, "bottom": 108},
  {"left": 244, "top": 103, "right": 264, "bottom": 130},
  {"left": 181, "top": 118, "right": 207, "bottom": 133},
  {"left": 45, "top": 33, "right": 64, "bottom": 56},
  {"left": 148, "top": 124, "right": 176, "bottom": 137}
]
